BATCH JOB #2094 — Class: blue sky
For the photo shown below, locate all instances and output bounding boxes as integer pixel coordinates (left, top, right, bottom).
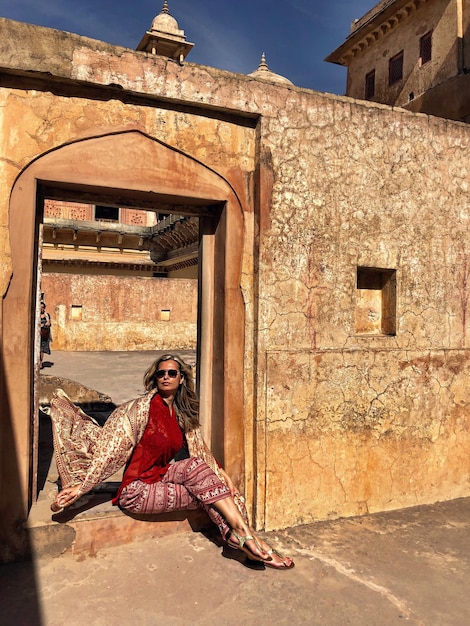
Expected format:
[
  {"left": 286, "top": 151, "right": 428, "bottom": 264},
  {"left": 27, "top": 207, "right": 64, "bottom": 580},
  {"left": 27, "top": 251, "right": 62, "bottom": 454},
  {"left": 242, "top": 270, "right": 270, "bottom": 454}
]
[{"left": 0, "top": 0, "right": 375, "bottom": 94}]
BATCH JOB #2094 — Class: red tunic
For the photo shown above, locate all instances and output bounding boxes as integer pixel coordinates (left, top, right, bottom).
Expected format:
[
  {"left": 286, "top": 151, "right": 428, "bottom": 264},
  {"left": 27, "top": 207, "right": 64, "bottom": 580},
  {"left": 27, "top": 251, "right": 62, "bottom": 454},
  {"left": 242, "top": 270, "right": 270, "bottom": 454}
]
[{"left": 113, "top": 393, "right": 186, "bottom": 503}]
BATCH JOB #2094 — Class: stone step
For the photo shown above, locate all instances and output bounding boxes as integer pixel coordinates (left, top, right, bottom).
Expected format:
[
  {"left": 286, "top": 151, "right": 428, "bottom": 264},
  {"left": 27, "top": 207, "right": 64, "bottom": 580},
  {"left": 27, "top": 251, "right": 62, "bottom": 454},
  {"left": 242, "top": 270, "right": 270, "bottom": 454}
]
[{"left": 28, "top": 476, "right": 210, "bottom": 559}]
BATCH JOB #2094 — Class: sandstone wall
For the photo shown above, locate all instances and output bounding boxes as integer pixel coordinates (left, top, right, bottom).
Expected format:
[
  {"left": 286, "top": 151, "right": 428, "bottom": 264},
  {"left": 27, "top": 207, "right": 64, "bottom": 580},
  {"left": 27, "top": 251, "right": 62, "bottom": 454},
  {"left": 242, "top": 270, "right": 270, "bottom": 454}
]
[
  {"left": 0, "top": 18, "right": 469, "bottom": 546},
  {"left": 41, "top": 273, "right": 197, "bottom": 351},
  {"left": 256, "top": 94, "right": 470, "bottom": 528}
]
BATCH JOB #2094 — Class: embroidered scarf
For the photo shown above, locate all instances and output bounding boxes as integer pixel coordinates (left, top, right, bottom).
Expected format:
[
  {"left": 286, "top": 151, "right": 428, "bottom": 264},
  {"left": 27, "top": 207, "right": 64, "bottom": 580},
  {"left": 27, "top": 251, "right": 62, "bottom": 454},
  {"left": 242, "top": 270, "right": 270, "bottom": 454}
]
[{"left": 49, "top": 388, "right": 220, "bottom": 496}]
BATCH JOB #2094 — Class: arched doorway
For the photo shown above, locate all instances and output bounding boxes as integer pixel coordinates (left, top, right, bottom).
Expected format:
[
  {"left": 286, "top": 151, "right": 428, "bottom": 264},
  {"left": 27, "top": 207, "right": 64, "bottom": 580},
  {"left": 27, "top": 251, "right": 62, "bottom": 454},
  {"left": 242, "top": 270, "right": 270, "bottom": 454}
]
[{"left": 3, "top": 130, "right": 247, "bottom": 525}]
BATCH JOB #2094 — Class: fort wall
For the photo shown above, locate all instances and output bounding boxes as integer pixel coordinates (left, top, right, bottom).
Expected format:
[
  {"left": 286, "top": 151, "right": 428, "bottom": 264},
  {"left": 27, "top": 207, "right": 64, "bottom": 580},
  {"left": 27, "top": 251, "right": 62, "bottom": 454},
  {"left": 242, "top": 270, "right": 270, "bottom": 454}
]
[{"left": 0, "top": 18, "right": 469, "bottom": 556}]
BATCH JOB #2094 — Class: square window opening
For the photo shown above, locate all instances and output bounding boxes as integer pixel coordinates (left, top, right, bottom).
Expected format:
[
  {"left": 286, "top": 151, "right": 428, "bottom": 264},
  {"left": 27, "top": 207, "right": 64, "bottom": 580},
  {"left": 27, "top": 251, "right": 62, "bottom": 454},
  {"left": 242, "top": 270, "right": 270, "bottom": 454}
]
[
  {"left": 95, "top": 205, "right": 119, "bottom": 222},
  {"left": 160, "top": 309, "right": 171, "bottom": 321},
  {"left": 71, "top": 305, "right": 83, "bottom": 321},
  {"left": 356, "top": 267, "right": 396, "bottom": 335}
]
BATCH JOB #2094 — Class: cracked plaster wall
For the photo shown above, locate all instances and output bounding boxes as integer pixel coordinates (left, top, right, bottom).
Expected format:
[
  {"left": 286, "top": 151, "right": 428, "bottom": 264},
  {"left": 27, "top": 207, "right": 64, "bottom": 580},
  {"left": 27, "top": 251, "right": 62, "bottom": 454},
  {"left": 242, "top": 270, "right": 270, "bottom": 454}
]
[
  {"left": 41, "top": 274, "right": 198, "bottom": 351},
  {"left": 256, "top": 93, "right": 470, "bottom": 529}
]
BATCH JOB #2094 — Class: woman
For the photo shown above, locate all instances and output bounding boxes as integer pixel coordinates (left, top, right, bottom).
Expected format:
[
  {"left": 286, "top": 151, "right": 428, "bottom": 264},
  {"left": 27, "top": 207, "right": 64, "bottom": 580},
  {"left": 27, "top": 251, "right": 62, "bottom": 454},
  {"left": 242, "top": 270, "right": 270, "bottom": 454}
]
[
  {"left": 39, "top": 302, "right": 52, "bottom": 369},
  {"left": 51, "top": 354, "right": 294, "bottom": 570}
]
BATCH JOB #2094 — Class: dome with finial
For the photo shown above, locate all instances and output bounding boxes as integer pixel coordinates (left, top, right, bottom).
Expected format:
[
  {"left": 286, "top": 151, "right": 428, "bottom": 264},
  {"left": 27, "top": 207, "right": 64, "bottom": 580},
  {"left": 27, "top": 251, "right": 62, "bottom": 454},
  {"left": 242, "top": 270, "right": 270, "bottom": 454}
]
[
  {"left": 151, "top": 1, "right": 181, "bottom": 36},
  {"left": 248, "top": 53, "right": 293, "bottom": 86}
]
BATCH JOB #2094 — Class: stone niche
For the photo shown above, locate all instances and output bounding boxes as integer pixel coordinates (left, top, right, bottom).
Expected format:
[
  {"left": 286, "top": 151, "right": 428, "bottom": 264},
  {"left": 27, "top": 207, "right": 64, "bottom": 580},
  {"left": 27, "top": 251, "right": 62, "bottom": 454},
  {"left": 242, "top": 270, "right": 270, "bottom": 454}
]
[{"left": 355, "top": 267, "right": 397, "bottom": 335}]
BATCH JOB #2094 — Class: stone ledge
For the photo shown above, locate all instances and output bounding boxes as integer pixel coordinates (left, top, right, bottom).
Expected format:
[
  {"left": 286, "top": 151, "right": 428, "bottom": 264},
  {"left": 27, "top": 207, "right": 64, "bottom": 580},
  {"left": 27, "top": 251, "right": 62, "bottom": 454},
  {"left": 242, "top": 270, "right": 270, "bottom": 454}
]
[
  {"left": 28, "top": 507, "right": 211, "bottom": 559},
  {"left": 29, "top": 470, "right": 211, "bottom": 559}
]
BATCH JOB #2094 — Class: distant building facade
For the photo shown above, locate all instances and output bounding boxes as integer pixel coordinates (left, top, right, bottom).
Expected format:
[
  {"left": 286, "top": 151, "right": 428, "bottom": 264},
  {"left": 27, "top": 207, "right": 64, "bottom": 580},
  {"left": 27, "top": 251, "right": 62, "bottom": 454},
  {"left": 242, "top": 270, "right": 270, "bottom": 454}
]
[
  {"left": 326, "top": 0, "right": 470, "bottom": 122},
  {"left": 42, "top": 199, "right": 198, "bottom": 351}
]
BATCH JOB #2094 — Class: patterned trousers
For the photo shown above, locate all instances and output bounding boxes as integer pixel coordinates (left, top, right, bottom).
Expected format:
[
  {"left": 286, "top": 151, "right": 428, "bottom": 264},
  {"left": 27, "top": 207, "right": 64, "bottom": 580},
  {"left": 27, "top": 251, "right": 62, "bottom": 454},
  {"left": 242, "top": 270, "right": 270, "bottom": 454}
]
[{"left": 118, "top": 457, "right": 232, "bottom": 539}]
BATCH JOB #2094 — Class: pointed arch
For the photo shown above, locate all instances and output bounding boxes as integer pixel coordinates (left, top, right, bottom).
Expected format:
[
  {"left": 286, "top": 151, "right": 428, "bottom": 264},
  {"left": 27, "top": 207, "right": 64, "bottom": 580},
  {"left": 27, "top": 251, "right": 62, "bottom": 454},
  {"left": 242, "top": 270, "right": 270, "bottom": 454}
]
[{"left": 3, "top": 130, "right": 246, "bottom": 522}]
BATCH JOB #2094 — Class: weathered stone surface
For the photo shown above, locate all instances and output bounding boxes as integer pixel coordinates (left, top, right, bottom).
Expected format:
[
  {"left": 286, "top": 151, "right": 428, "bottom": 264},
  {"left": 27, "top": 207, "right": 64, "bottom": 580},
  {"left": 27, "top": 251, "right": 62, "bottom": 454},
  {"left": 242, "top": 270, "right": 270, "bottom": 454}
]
[
  {"left": 42, "top": 273, "right": 198, "bottom": 351},
  {"left": 39, "top": 375, "right": 113, "bottom": 407},
  {"left": 28, "top": 523, "right": 76, "bottom": 560},
  {"left": 0, "top": 17, "right": 469, "bottom": 556},
  {"left": 263, "top": 349, "right": 470, "bottom": 528}
]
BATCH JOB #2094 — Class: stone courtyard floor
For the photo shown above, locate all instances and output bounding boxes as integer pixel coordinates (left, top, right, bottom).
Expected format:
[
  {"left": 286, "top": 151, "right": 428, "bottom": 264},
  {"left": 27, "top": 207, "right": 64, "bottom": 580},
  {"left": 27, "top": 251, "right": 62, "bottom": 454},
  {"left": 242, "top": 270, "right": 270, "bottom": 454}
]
[{"left": 1, "top": 497, "right": 469, "bottom": 625}]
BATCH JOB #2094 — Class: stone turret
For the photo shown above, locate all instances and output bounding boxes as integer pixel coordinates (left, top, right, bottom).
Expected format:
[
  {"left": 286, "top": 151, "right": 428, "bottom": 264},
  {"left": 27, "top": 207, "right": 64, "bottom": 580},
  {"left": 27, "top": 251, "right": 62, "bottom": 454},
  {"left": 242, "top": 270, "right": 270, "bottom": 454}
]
[
  {"left": 136, "top": 1, "right": 194, "bottom": 64},
  {"left": 248, "top": 53, "right": 293, "bottom": 85}
]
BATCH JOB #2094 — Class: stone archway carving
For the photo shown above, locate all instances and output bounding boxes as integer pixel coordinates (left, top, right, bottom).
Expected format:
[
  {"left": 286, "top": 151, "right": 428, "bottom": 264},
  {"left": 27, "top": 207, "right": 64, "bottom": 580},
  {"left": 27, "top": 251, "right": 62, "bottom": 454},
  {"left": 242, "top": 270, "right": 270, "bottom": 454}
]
[{"left": 3, "top": 130, "right": 246, "bottom": 527}]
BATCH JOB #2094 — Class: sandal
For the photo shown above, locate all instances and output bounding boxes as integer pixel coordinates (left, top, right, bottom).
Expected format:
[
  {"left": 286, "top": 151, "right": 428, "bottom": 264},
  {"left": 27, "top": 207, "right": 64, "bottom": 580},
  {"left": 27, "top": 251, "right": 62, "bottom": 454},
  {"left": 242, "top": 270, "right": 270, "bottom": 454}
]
[
  {"left": 263, "top": 547, "right": 295, "bottom": 570},
  {"left": 227, "top": 530, "right": 272, "bottom": 563}
]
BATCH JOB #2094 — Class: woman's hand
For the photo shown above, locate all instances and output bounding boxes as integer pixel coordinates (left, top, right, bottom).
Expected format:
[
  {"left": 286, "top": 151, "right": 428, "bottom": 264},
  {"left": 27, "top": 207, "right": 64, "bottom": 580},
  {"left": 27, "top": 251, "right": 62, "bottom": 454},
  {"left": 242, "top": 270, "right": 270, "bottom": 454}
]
[
  {"left": 53, "top": 484, "right": 82, "bottom": 510},
  {"left": 218, "top": 468, "right": 240, "bottom": 498}
]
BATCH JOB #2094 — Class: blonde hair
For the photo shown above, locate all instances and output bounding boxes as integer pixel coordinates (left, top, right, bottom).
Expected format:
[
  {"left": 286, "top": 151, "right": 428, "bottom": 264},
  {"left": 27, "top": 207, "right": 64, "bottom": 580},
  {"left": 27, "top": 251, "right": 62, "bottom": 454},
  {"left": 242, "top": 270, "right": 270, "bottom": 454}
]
[{"left": 144, "top": 354, "right": 200, "bottom": 431}]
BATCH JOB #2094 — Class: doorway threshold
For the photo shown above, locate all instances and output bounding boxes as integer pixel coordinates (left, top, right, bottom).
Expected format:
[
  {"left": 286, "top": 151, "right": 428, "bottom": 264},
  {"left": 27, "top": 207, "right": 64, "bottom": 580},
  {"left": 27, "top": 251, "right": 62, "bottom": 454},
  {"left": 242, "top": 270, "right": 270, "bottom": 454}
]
[{"left": 27, "top": 456, "right": 209, "bottom": 559}]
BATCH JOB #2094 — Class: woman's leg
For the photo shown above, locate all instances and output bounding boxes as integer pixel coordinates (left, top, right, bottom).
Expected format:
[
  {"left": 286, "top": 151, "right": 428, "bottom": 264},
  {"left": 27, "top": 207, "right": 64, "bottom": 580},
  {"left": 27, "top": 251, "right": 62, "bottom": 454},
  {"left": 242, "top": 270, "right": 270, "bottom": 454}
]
[
  {"left": 119, "top": 458, "right": 293, "bottom": 567},
  {"left": 118, "top": 458, "right": 232, "bottom": 539},
  {"left": 118, "top": 458, "right": 268, "bottom": 560}
]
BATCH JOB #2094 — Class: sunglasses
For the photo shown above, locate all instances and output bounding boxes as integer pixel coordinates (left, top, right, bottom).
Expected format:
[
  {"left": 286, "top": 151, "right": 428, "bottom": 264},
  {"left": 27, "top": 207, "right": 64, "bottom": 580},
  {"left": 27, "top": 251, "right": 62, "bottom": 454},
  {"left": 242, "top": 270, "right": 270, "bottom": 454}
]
[{"left": 156, "top": 369, "right": 180, "bottom": 379}]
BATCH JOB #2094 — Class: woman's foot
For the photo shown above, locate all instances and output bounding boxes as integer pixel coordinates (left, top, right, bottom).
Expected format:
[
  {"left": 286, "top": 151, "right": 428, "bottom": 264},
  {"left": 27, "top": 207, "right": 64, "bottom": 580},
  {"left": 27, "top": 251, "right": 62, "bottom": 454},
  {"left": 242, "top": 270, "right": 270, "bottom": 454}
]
[
  {"left": 262, "top": 547, "right": 295, "bottom": 570},
  {"left": 227, "top": 529, "right": 272, "bottom": 563},
  {"left": 248, "top": 534, "right": 295, "bottom": 570}
]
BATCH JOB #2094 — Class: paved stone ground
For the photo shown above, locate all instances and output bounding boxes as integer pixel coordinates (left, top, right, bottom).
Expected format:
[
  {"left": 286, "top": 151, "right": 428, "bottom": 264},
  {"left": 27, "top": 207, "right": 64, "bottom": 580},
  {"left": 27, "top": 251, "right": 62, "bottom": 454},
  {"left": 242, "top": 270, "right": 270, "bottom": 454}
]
[
  {"left": 1, "top": 497, "right": 470, "bottom": 625},
  {"left": 41, "top": 350, "right": 196, "bottom": 405}
]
